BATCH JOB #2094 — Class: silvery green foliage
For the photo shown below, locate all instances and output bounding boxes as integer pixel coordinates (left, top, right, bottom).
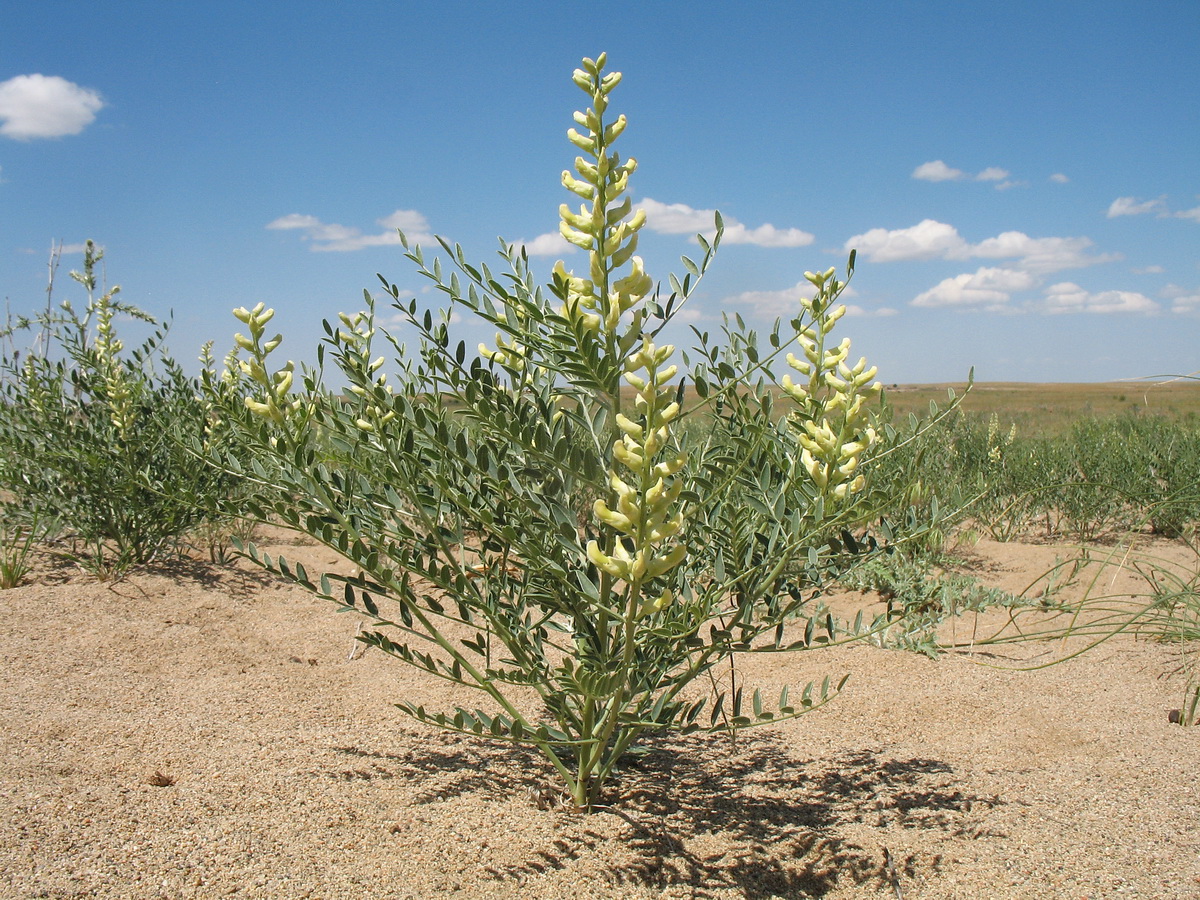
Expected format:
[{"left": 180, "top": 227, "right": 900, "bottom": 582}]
[
  {"left": 0, "top": 242, "right": 235, "bottom": 578},
  {"left": 215, "top": 56, "right": 903, "bottom": 810}
]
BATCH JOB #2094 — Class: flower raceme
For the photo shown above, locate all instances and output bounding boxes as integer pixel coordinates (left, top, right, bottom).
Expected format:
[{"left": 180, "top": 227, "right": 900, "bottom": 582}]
[
  {"left": 586, "top": 340, "right": 688, "bottom": 616},
  {"left": 780, "top": 267, "right": 882, "bottom": 500},
  {"left": 552, "top": 54, "right": 649, "bottom": 350},
  {"left": 232, "top": 302, "right": 299, "bottom": 424}
]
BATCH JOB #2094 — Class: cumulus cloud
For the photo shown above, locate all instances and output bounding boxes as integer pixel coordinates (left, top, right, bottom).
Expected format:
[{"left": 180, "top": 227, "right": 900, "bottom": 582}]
[
  {"left": 640, "top": 198, "right": 814, "bottom": 248},
  {"left": 913, "top": 160, "right": 1015, "bottom": 185},
  {"left": 0, "top": 74, "right": 104, "bottom": 140},
  {"left": 912, "top": 160, "right": 966, "bottom": 182},
  {"left": 912, "top": 267, "right": 1036, "bottom": 310},
  {"left": 1042, "top": 282, "right": 1159, "bottom": 314},
  {"left": 723, "top": 281, "right": 821, "bottom": 317},
  {"left": 1106, "top": 196, "right": 1167, "bottom": 218},
  {"left": 513, "top": 232, "right": 575, "bottom": 257},
  {"left": 971, "top": 232, "right": 1113, "bottom": 273},
  {"left": 1050, "top": 173, "right": 1070, "bottom": 184},
  {"left": 1163, "top": 284, "right": 1200, "bottom": 315},
  {"left": 975, "top": 167, "right": 1010, "bottom": 182},
  {"left": 724, "top": 281, "right": 894, "bottom": 319},
  {"left": 267, "top": 209, "right": 434, "bottom": 251},
  {"left": 846, "top": 219, "right": 1114, "bottom": 273},
  {"left": 1175, "top": 201, "right": 1200, "bottom": 223},
  {"left": 846, "top": 219, "right": 969, "bottom": 263}
]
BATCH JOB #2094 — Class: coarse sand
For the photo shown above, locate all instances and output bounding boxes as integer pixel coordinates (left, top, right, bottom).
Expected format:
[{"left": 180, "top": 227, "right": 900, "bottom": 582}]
[{"left": 2, "top": 532, "right": 1197, "bottom": 899}]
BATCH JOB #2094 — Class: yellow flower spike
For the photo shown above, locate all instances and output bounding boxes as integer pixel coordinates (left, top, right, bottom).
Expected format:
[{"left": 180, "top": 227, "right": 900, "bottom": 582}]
[
  {"left": 628, "top": 550, "right": 648, "bottom": 582},
  {"left": 244, "top": 397, "right": 272, "bottom": 417},
  {"left": 624, "top": 371, "right": 647, "bottom": 391},
  {"left": 606, "top": 196, "right": 633, "bottom": 226},
  {"left": 610, "top": 472, "right": 636, "bottom": 498},
  {"left": 657, "top": 401, "right": 680, "bottom": 423},
  {"left": 562, "top": 171, "right": 593, "bottom": 199},
  {"left": 603, "top": 115, "right": 627, "bottom": 143},
  {"left": 574, "top": 158, "right": 600, "bottom": 183},
  {"left": 587, "top": 541, "right": 627, "bottom": 578},
  {"left": 572, "top": 69, "right": 592, "bottom": 90},
  {"left": 641, "top": 430, "right": 664, "bottom": 458},
  {"left": 615, "top": 490, "right": 641, "bottom": 519},
  {"left": 613, "top": 441, "right": 644, "bottom": 471},
  {"left": 625, "top": 349, "right": 650, "bottom": 372},
  {"left": 644, "top": 477, "right": 667, "bottom": 507},
  {"left": 652, "top": 453, "right": 687, "bottom": 479},
  {"left": 594, "top": 499, "right": 633, "bottom": 532},
  {"left": 559, "top": 221, "right": 593, "bottom": 249},
  {"left": 645, "top": 545, "right": 687, "bottom": 579},
  {"left": 234, "top": 333, "right": 255, "bottom": 352},
  {"left": 648, "top": 515, "right": 683, "bottom": 543},
  {"left": 560, "top": 204, "right": 593, "bottom": 232},
  {"left": 615, "top": 413, "right": 643, "bottom": 440}
]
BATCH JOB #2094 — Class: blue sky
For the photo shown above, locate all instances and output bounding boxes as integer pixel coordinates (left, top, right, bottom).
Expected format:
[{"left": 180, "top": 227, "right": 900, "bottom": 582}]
[{"left": 1, "top": 1, "right": 1197, "bottom": 383}]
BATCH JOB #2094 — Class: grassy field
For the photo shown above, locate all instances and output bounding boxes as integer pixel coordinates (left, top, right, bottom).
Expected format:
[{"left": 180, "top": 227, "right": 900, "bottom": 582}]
[{"left": 884, "top": 379, "right": 1200, "bottom": 435}]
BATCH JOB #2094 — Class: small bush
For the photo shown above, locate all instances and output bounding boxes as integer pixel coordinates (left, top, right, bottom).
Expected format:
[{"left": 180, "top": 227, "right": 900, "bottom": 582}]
[
  {"left": 210, "top": 54, "right": 944, "bottom": 811},
  {"left": 0, "top": 242, "right": 241, "bottom": 579}
]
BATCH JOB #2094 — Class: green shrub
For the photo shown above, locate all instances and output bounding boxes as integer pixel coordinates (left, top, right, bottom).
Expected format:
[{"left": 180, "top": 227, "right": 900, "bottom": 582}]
[
  {"left": 211, "top": 54, "right": 939, "bottom": 811},
  {"left": 0, "top": 242, "right": 241, "bottom": 579}
]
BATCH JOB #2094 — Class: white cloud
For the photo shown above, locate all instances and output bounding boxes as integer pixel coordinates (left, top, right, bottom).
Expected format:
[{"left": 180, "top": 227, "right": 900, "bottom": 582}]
[
  {"left": 1106, "top": 195, "right": 1167, "bottom": 218},
  {"left": 724, "top": 281, "right": 893, "bottom": 319},
  {"left": 912, "top": 267, "right": 1036, "bottom": 310},
  {"left": 266, "top": 214, "right": 320, "bottom": 230},
  {"left": 640, "top": 198, "right": 814, "bottom": 248},
  {"left": 723, "top": 281, "right": 817, "bottom": 318},
  {"left": 847, "top": 219, "right": 969, "bottom": 262},
  {"left": 513, "top": 231, "right": 575, "bottom": 257},
  {"left": 971, "top": 232, "right": 1113, "bottom": 273},
  {"left": 912, "top": 160, "right": 966, "bottom": 182},
  {"left": 914, "top": 161, "right": 1016, "bottom": 184},
  {"left": 846, "top": 304, "right": 899, "bottom": 317},
  {"left": 0, "top": 74, "right": 104, "bottom": 140},
  {"left": 846, "top": 219, "right": 1114, "bottom": 273},
  {"left": 267, "top": 209, "right": 434, "bottom": 251},
  {"left": 1042, "top": 282, "right": 1159, "bottom": 314},
  {"left": 992, "top": 179, "right": 1027, "bottom": 191},
  {"left": 1132, "top": 264, "right": 1165, "bottom": 274},
  {"left": 1163, "top": 284, "right": 1200, "bottom": 315},
  {"left": 1175, "top": 202, "right": 1200, "bottom": 223},
  {"left": 668, "top": 306, "right": 708, "bottom": 325},
  {"left": 1050, "top": 173, "right": 1070, "bottom": 184}
]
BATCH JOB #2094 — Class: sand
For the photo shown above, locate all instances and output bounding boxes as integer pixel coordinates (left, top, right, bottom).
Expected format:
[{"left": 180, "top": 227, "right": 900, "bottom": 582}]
[{"left": 2, "top": 531, "right": 1197, "bottom": 899}]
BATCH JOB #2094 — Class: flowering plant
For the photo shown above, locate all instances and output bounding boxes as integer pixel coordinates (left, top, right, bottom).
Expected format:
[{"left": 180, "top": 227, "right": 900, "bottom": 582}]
[{"left": 216, "top": 55, "right": 895, "bottom": 810}]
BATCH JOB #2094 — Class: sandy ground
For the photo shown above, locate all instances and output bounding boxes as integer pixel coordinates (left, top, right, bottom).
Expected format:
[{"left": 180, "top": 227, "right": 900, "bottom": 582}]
[{"left": 2, "top": 531, "right": 1197, "bottom": 899}]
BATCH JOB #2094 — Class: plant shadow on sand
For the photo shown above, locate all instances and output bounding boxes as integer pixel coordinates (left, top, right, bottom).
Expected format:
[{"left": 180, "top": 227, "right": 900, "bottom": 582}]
[{"left": 335, "top": 729, "right": 1003, "bottom": 898}]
